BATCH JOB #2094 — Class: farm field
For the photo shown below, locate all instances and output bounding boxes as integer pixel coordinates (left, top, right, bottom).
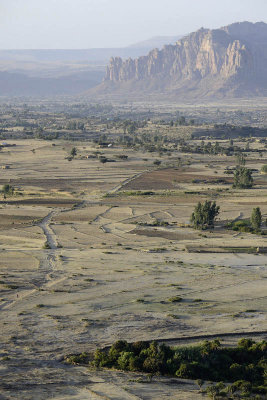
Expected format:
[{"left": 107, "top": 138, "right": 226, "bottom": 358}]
[{"left": 0, "top": 137, "right": 266, "bottom": 399}]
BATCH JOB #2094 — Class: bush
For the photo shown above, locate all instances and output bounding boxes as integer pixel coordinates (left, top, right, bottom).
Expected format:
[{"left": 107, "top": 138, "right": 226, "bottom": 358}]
[
  {"left": 66, "top": 352, "right": 88, "bottom": 365},
  {"left": 153, "top": 160, "right": 161, "bottom": 166},
  {"left": 99, "top": 157, "right": 108, "bottom": 164},
  {"left": 168, "top": 296, "right": 183, "bottom": 303},
  {"left": 2, "top": 184, "right": 14, "bottom": 195}
]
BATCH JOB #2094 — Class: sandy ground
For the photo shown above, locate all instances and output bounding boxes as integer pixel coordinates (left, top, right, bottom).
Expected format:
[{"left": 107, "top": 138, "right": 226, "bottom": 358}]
[{"left": 0, "top": 140, "right": 266, "bottom": 399}]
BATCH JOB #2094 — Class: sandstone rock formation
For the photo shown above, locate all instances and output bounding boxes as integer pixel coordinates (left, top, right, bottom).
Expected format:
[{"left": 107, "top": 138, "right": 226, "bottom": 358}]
[{"left": 93, "top": 22, "right": 267, "bottom": 100}]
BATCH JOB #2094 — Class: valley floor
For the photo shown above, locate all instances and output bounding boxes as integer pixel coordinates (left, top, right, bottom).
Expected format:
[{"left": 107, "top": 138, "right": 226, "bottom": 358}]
[{"left": 0, "top": 140, "right": 266, "bottom": 399}]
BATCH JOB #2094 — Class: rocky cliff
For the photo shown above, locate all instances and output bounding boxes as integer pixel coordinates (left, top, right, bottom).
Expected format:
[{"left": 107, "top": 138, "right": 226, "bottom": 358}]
[{"left": 96, "top": 22, "right": 267, "bottom": 99}]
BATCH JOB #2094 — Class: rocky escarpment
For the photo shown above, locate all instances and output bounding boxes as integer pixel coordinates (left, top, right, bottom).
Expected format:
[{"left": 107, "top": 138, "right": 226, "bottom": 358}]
[{"left": 99, "top": 22, "right": 267, "bottom": 99}]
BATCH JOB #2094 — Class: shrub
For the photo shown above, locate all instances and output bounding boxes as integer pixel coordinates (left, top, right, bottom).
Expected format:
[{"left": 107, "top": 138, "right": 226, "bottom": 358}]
[
  {"left": 70, "top": 147, "right": 77, "bottom": 157},
  {"left": 153, "top": 160, "right": 161, "bottom": 166},
  {"left": 2, "top": 184, "right": 14, "bottom": 195},
  {"left": 168, "top": 296, "right": 183, "bottom": 303}
]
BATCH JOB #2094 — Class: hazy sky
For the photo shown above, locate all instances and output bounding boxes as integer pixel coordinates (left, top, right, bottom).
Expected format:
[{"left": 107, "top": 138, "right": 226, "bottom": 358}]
[{"left": 0, "top": 0, "right": 266, "bottom": 49}]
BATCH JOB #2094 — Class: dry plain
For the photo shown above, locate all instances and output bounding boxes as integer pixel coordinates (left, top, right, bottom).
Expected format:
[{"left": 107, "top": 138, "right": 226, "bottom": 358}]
[{"left": 0, "top": 139, "right": 266, "bottom": 399}]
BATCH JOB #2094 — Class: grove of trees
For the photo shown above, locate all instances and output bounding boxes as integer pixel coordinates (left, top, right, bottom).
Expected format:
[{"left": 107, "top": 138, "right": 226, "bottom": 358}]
[
  {"left": 191, "top": 201, "right": 220, "bottom": 230},
  {"left": 233, "top": 166, "right": 253, "bottom": 189},
  {"left": 66, "top": 338, "right": 267, "bottom": 398}
]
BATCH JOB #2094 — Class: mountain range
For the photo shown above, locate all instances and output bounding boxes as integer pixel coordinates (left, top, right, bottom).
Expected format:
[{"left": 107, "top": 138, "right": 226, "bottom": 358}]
[
  {"left": 93, "top": 21, "right": 267, "bottom": 100},
  {"left": 1, "top": 23, "right": 266, "bottom": 99},
  {"left": 0, "top": 36, "right": 182, "bottom": 97}
]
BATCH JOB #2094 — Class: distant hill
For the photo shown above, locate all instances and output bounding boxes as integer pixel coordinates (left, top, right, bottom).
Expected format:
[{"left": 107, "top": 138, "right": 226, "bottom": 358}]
[
  {"left": 0, "top": 69, "right": 105, "bottom": 97},
  {"left": 0, "top": 36, "right": 185, "bottom": 67},
  {"left": 129, "top": 35, "right": 183, "bottom": 49},
  {"left": 0, "top": 48, "right": 153, "bottom": 64},
  {"left": 91, "top": 21, "right": 267, "bottom": 100},
  {"left": 0, "top": 37, "right": 185, "bottom": 97}
]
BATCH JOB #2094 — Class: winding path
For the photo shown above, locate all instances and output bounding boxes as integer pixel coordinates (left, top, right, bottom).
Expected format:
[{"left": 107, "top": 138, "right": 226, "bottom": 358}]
[{"left": 39, "top": 211, "right": 58, "bottom": 249}]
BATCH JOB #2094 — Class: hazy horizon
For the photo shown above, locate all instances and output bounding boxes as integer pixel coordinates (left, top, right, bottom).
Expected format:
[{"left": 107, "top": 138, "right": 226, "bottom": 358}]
[{"left": 0, "top": 0, "right": 266, "bottom": 50}]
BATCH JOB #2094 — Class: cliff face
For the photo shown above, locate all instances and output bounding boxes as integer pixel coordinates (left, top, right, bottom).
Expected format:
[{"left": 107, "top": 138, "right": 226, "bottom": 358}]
[{"left": 102, "top": 22, "right": 267, "bottom": 99}]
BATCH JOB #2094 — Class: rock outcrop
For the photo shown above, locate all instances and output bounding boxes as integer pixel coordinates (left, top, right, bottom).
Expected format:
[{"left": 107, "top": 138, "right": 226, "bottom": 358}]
[{"left": 94, "top": 22, "right": 267, "bottom": 99}]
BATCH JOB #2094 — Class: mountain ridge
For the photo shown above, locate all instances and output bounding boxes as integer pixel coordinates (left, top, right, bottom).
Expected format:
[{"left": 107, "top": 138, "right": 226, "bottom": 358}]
[
  {"left": 128, "top": 35, "right": 183, "bottom": 49},
  {"left": 90, "top": 21, "right": 267, "bottom": 100}
]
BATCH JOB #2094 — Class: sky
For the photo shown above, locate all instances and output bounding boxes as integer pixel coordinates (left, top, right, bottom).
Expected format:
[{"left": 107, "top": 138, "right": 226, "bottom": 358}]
[{"left": 0, "top": 0, "right": 266, "bottom": 49}]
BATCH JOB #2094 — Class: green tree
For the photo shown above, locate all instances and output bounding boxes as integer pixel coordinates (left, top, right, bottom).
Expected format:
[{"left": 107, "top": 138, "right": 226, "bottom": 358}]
[
  {"left": 196, "top": 379, "right": 204, "bottom": 390},
  {"left": 178, "top": 116, "right": 186, "bottom": 125},
  {"left": 70, "top": 147, "right": 77, "bottom": 158},
  {"left": 99, "top": 157, "right": 108, "bottom": 164},
  {"left": 2, "top": 184, "right": 14, "bottom": 195},
  {"left": 235, "top": 152, "right": 246, "bottom": 166},
  {"left": 233, "top": 166, "right": 253, "bottom": 189},
  {"left": 191, "top": 201, "right": 220, "bottom": 230},
  {"left": 205, "top": 384, "right": 220, "bottom": 399},
  {"left": 153, "top": 160, "right": 161, "bottom": 166},
  {"left": 251, "top": 207, "right": 262, "bottom": 231}
]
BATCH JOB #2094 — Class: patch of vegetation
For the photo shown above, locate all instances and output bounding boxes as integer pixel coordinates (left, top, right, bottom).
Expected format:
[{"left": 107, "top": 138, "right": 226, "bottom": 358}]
[
  {"left": 120, "top": 191, "right": 155, "bottom": 196},
  {"left": 115, "top": 154, "right": 128, "bottom": 160},
  {"left": 70, "top": 147, "right": 77, "bottom": 158},
  {"left": 227, "top": 208, "right": 264, "bottom": 235},
  {"left": 36, "top": 304, "right": 45, "bottom": 308},
  {"left": 1, "top": 356, "right": 10, "bottom": 361},
  {"left": 149, "top": 247, "right": 167, "bottom": 253},
  {"left": 223, "top": 247, "right": 258, "bottom": 254},
  {"left": 137, "top": 219, "right": 171, "bottom": 227},
  {"left": 251, "top": 207, "right": 262, "bottom": 231},
  {"left": 168, "top": 296, "right": 183, "bottom": 303},
  {"left": 66, "top": 339, "right": 266, "bottom": 398},
  {"left": 226, "top": 219, "right": 253, "bottom": 233},
  {"left": 153, "top": 160, "right": 161, "bottom": 166},
  {"left": 3, "top": 284, "right": 19, "bottom": 290},
  {"left": 167, "top": 314, "right": 180, "bottom": 319},
  {"left": 2, "top": 184, "right": 14, "bottom": 196}
]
